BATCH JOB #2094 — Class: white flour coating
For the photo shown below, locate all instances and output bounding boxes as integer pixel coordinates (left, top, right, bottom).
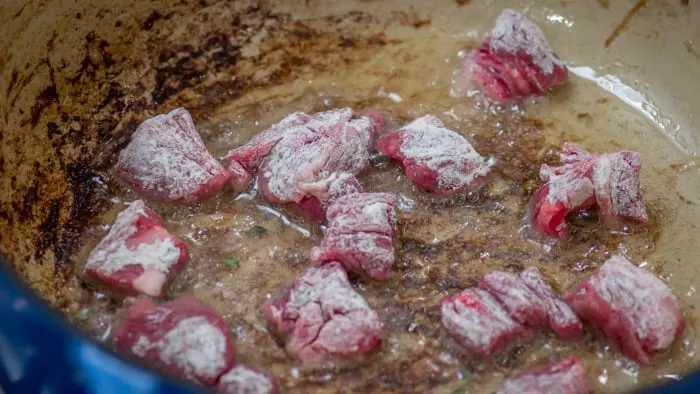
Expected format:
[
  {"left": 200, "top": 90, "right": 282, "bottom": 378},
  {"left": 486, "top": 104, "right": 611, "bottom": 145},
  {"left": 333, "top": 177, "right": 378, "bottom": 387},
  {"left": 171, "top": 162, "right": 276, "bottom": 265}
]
[
  {"left": 288, "top": 264, "right": 372, "bottom": 314},
  {"left": 218, "top": 365, "right": 274, "bottom": 393},
  {"left": 316, "top": 232, "right": 394, "bottom": 273},
  {"left": 262, "top": 127, "right": 331, "bottom": 201},
  {"left": 95, "top": 238, "right": 180, "bottom": 275},
  {"left": 539, "top": 145, "right": 595, "bottom": 206},
  {"left": 85, "top": 201, "right": 181, "bottom": 276},
  {"left": 225, "top": 111, "right": 309, "bottom": 170},
  {"left": 132, "top": 316, "right": 228, "bottom": 381},
  {"left": 270, "top": 263, "right": 382, "bottom": 361},
  {"left": 244, "top": 112, "right": 309, "bottom": 148},
  {"left": 541, "top": 144, "right": 646, "bottom": 221},
  {"left": 305, "top": 108, "right": 353, "bottom": 133},
  {"left": 314, "top": 193, "right": 397, "bottom": 279},
  {"left": 544, "top": 172, "right": 594, "bottom": 207},
  {"left": 593, "top": 255, "right": 681, "bottom": 350},
  {"left": 489, "top": 9, "right": 562, "bottom": 75},
  {"left": 441, "top": 288, "right": 522, "bottom": 351},
  {"left": 260, "top": 108, "right": 374, "bottom": 203},
  {"left": 299, "top": 172, "right": 363, "bottom": 202},
  {"left": 592, "top": 152, "right": 647, "bottom": 220},
  {"left": 327, "top": 193, "right": 396, "bottom": 234},
  {"left": 399, "top": 115, "right": 489, "bottom": 191},
  {"left": 116, "top": 108, "right": 226, "bottom": 201},
  {"left": 519, "top": 267, "right": 581, "bottom": 330},
  {"left": 480, "top": 272, "right": 547, "bottom": 326},
  {"left": 496, "top": 358, "right": 586, "bottom": 394}
]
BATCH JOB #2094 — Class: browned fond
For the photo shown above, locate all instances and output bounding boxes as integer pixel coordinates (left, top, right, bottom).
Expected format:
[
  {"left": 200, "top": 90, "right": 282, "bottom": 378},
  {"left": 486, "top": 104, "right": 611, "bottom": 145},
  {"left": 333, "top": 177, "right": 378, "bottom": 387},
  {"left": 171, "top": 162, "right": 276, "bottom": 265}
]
[{"left": 1, "top": 1, "right": 699, "bottom": 393}]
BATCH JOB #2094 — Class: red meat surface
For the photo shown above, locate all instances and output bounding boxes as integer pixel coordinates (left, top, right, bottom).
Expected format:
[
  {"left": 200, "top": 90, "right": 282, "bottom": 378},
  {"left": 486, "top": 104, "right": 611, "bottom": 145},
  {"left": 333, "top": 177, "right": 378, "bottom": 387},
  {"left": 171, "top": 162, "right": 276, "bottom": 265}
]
[
  {"left": 479, "top": 271, "right": 550, "bottom": 328},
  {"left": 311, "top": 193, "right": 397, "bottom": 281},
  {"left": 263, "top": 262, "right": 384, "bottom": 367},
  {"left": 84, "top": 200, "right": 188, "bottom": 297},
  {"left": 530, "top": 142, "right": 647, "bottom": 239},
  {"left": 519, "top": 267, "right": 584, "bottom": 340},
  {"left": 479, "top": 269, "right": 583, "bottom": 340},
  {"left": 377, "top": 115, "right": 489, "bottom": 196},
  {"left": 224, "top": 108, "right": 385, "bottom": 221},
  {"left": 295, "top": 172, "right": 365, "bottom": 223},
  {"left": 216, "top": 364, "right": 278, "bottom": 394},
  {"left": 441, "top": 288, "right": 530, "bottom": 358},
  {"left": 113, "top": 296, "right": 236, "bottom": 386},
  {"left": 495, "top": 356, "right": 593, "bottom": 394},
  {"left": 115, "top": 108, "right": 230, "bottom": 202},
  {"left": 456, "top": 9, "right": 568, "bottom": 102},
  {"left": 564, "top": 255, "right": 684, "bottom": 364}
]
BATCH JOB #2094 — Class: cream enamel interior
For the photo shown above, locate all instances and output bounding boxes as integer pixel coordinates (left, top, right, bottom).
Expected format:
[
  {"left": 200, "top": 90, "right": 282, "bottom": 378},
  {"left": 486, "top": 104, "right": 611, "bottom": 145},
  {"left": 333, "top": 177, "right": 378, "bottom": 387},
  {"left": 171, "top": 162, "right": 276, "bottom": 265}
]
[{"left": 1, "top": 1, "right": 700, "bottom": 393}]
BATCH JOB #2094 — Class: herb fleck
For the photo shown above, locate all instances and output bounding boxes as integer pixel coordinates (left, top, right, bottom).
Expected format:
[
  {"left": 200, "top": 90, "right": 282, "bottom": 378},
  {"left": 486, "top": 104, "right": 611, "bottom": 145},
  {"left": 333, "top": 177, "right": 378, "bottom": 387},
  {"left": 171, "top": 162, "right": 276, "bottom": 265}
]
[
  {"left": 224, "top": 258, "right": 240, "bottom": 269},
  {"left": 75, "top": 309, "right": 90, "bottom": 321},
  {"left": 459, "top": 367, "right": 470, "bottom": 380},
  {"left": 249, "top": 225, "right": 267, "bottom": 234},
  {"left": 451, "top": 385, "right": 468, "bottom": 394}
]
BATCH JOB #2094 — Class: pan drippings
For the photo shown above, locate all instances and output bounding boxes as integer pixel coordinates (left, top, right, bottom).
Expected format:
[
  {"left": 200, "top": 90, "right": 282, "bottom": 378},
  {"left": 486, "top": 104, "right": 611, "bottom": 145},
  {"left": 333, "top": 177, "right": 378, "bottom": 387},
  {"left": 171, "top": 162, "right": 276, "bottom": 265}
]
[{"left": 61, "top": 4, "right": 700, "bottom": 393}]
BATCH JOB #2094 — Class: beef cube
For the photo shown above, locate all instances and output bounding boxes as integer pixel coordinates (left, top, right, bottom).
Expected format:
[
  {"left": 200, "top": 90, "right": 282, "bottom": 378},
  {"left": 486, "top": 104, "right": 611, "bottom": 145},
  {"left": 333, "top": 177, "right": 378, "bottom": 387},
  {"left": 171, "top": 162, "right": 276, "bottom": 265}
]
[
  {"left": 226, "top": 111, "right": 311, "bottom": 191},
  {"left": 441, "top": 288, "right": 529, "bottom": 357},
  {"left": 295, "top": 172, "right": 365, "bottom": 223},
  {"left": 115, "top": 108, "right": 230, "bottom": 202},
  {"left": 479, "top": 271, "right": 550, "bottom": 328},
  {"left": 564, "top": 255, "right": 684, "bottom": 364},
  {"left": 530, "top": 143, "right": 647, "bottom": 238},
  {"left": 359, "top": 109, "right": 389, "bottom": 146},
  {"left": 311, "top": 193, "right": 397, "bottom": 280},
  {"left": 377, "top": 115, "right": 490, "bottom": 196},
  {"left": 113, "top": 296, "right": 236, "bottom": 385},
  {"left": 519, "top": 267, "right": 584, "bottom": 340},
  {"left": 263, "top": 262, "right": 383, "bottom": 367},
  {"left": 456, "top": 9, "right": 568, "bottom": 102},
  {"left": 216, "top": 365, "right": 278, "bottom": 394},
  {"left": 495, "top": 356, "right": 593, "bottom": 394},
  {"left": 225, "top": 108, "right": 383, "bottom": 221},
  {"left": 299, "top": 172, "right": 365, "bottom": 205},
  {"left": 479, "top": 269, "right": 583, "bottom": 340},
  {"left": 84, "top": 200, "right": 188, "bottom": 297}
]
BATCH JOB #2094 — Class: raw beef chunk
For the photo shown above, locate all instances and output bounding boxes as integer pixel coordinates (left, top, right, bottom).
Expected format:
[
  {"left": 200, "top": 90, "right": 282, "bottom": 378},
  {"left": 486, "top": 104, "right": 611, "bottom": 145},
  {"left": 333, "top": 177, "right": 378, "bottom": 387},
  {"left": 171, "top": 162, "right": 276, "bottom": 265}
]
[
  {"left": 441, "top": 288, "right": 529, "bottom": 357},
  {"left": 217, "top": 365, "right": 278, "bottom": 394},
  {"left": 495, "top": 356, "right": 593, "bottom": 394},
  {"left": 479, "top": 271, "right": 550, "bottom": 329},
  {"left": 311, "top": 193, "right": 397, "bottom": 281},
  {"left": 264, "top": 262, "right": 383, "bottom": 367},
  {"left": 377, "top": 115, "right": 490, "bottom": 196},
  {"left": 519, "top": 267, "right": 583, "bottom": 340},
  {"left": 564, "top": 255, "right": 684, "bottom": 364},
  {"left": 478, "top": 269, "right": 583, "bottom": 340},
  {"left": 456, "top": 9, "right": 568, "bottom": 102},
  {"left": 530, "top": 142, "right": 647, "bottom": 239},
  {"left": 115, "top": 108, "right": 230, "bottom": 202},
  {"left": 84, "top": 200, "right": 188, "bottom": 297},
  {"left": 225, "top": 108, "right": 384, "bottom": 221},
  {"left": 113, "top": 296, "right": 235, "bottom": 385},
  {"left": 295, "top": 172, "right": 365, "bottom": 223}
]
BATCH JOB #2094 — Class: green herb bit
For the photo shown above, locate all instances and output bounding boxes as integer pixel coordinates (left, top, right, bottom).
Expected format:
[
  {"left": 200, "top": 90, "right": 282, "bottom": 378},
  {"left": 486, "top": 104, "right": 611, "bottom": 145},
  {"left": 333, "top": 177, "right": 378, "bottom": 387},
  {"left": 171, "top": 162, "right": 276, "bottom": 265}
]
[
  {"left": 249, "top": 225, "right": 268, "bottom": 234},
  {"left": 451, "top": 384, "right": 468, "bottom": 394},
  {"left": 224, "top": 258, "right": 240, "bottom": 269},
  {"left": 75, "top": 309, "right": 90, "bottom": 321},
  {"left": 458, "top": 367, "right": 471, "bottom": 381}
]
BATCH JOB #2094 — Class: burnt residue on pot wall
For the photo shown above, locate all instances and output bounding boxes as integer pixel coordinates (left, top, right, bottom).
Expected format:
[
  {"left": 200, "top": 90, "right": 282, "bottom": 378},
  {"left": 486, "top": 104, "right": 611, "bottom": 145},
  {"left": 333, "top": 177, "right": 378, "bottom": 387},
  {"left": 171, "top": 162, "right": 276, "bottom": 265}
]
[{"left": 0, "top": 0, "right": 396, "bottom": 308}]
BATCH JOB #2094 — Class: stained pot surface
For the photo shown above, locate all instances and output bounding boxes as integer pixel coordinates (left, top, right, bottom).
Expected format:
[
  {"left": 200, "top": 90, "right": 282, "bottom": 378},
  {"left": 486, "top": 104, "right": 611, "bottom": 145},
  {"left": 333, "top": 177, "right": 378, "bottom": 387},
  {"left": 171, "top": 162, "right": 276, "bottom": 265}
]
[{"left": 1, "top": 0, "right": 700, "bottom": 393}]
